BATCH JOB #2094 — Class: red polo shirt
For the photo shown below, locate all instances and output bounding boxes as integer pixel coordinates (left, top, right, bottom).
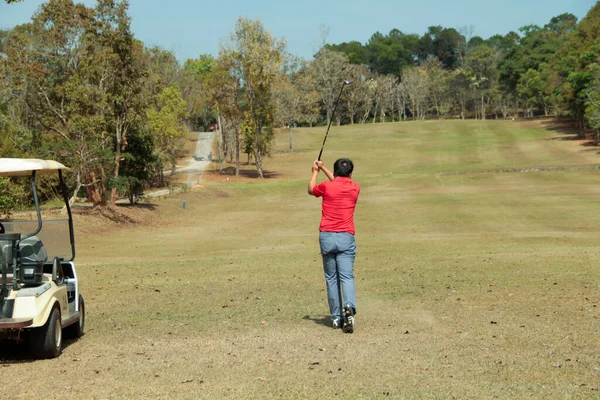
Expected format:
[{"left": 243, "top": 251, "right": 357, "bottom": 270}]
[{"left": 312, "top": 176, "right": 360, "bottom": 235}]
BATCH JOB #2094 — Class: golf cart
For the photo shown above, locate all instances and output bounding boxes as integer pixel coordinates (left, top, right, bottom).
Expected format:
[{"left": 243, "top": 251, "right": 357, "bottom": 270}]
[{"left": 0, "top": 158, "right": 85, "bottom": 359}]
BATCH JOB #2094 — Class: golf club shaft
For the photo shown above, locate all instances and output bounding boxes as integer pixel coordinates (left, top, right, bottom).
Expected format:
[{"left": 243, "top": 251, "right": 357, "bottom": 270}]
[{"left": 318, "top": 82, "right": 349, "bottom": 161}]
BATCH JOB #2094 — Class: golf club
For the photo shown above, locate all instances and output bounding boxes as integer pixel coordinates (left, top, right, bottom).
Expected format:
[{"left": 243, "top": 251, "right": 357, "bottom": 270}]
[{"left": 317, "top": 79, "right": 352, "bottom": 161}]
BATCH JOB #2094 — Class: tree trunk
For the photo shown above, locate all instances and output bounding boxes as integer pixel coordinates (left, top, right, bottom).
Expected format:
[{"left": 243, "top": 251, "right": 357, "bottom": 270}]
[
  {"left": 255, "top": 127, "right": 263, "bottom": 178},
  {"left": 217, "top": 113, "right": 223, "bottom": 173},
  {"left": 235, "top": 125, "right": 240, "bottom": 176},
  {"left": 111, "top": 128, "right": 121, "bottom": 206},
  {"left": 289, "top": 126, "right": 293, "bottom": 152},
  {"left": 481, "top": 94, "right": 486, "bottom": 120},
  {"left": 62, "top": 173, "right": 83, "bottom": 215},
  {"left": 86, "top": 170, "right": 107, "bottom": 207}
]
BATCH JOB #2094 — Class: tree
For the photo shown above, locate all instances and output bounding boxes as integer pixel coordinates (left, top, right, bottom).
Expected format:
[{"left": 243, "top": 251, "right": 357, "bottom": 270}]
[
  {"left": 517, "top": 67, "right": 553, "bottom": 116},
  {"left": 147, "top": 85, "right": 189, "bottom": 174},
  {"left": 366, "top": 29, "right": 418, "bottom": 76},
  {"left": 373, "top": 74, "right": 396, "bottom": 123},
  {"left": 180, "top": 54, "right": 215, "bottom": 131},
  {"left": 401, "top": 66, "right": 428, "bottom": 120},
  {"left": 1, "top": 0, "right": 112, "bottom": 206},
  {"left": 310, "top": 47, "right": 350, "bottom": 125},
  {"left": 233, "top": 18, "right": 285, "bottom": 178},
  {"left": 451, "top": 68, "right": 473, "bottom": 119},
  {"left": 112, "top": 128, "right": 158, "bottom": 204},
  {"left": 273, "top": 57, "right": 318, "bottom": 152},
  {"left": 342, "top": 64, "right": 372, "bottom": 124},
  {"left": 418, "top": 26, "right": 463, "bottom": 70},
  {"left": 585, "top": 77, "right": 600, "bottom": 141},
  {"left": 326, "top": 41, "right": 367, "bottom": 65},
  {"left": 466, "top": 45, "right": 500, "bottom": 119},
  {"left": 216, "top": 17, "right": 285, "bottom": 178},
  {"left": 550, "top": 5, "right": 600, "bottom": 134},
  {"left": 93, "top": 0, "right": 148, "bottom": 206},
  {"left": 422, "top": 57, "right": 451, "bottom": 118},
  {"left": 209, "top": 52, "right": 242, "bottom": 175}
]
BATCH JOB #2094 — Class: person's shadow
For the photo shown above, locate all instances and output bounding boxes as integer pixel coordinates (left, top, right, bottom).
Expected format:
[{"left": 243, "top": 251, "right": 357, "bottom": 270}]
[{"left": 303, "top": 315, "right": 332, "bottom": 327}]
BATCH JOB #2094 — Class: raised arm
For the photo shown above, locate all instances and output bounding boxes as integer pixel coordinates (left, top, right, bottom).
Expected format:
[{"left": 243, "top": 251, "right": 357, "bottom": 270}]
[
  {"left": 308, "top": 161, "right": 320, "bottom": 195},
  {"left": 319, "top": 161, "right": 334, "bottom": 181}
]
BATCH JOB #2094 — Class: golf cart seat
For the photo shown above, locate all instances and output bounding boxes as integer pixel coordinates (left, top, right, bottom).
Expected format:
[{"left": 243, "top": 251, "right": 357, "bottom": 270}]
[
  {"left": 0, "top": 235, "right": 48, "bottom": 266},
  {"left": 0, "top": 236, "right": 48, "bottom": 285},
  {"left": 19, "top": 236, "right": 48, "bottom": 264}
]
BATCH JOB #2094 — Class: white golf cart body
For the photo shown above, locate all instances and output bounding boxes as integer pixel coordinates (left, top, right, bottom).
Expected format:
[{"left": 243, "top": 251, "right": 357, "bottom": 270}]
[{"left": 0, "top": 158, "right": 84, "bottom": 358}]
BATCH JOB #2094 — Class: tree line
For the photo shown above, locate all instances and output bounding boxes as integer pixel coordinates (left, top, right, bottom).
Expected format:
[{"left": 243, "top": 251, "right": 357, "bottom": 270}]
[
  {"left": 326, "top": 6, "right": 600, "bottom": 131},
  {"left": 1, "top": 0, "right": 599, "bottom": 209}
]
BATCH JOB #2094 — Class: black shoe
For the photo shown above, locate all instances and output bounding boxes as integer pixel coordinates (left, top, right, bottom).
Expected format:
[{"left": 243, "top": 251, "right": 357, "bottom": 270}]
[{"left": 342, "top": 304, "right": 355, "bottom": 333}]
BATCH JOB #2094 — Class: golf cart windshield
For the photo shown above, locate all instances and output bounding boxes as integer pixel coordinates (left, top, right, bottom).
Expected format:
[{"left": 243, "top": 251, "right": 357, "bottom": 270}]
[
  {"left": 0, "top": 219, "right": 74, "bottom": 262},
  {"left": 0, "top": 158, "right": 75, "bottom": 263}
]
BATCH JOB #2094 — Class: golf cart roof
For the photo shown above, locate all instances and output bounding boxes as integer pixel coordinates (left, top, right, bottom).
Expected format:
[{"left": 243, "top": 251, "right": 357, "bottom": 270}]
[{"left": 0, "top": 158, "right": 69, "bottom": 177}]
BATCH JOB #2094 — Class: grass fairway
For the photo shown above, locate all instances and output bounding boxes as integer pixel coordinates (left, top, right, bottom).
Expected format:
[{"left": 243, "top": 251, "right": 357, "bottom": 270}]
[{"left": 3, "top": 119, "right": 600, "bottom": 399}]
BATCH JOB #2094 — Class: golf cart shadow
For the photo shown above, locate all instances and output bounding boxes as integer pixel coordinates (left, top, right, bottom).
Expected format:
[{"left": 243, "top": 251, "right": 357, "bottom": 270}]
[
  {"left": 0, "top": 336, "right": 81, "bottom": 362},
  {"left": 303, "top": 315, "right": 332, "bottom": 327}
]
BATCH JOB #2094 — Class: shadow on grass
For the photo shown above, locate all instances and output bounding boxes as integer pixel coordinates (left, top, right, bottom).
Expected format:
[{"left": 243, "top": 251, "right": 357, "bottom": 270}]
[
  {"left": 542, "top": 119, "right": 599, "bottom": 146},
  {"left": 117, "top": 203, "right": 157, "bottom": 210},
  {"left": 220, "top": 166, "right": 280, "bottom": 179},
  {"left": 0, "top": 336, "right": 81, "bottom": 363},
  {"left": 303, "top": 315, "right": 332, "bottom": 327},
  {"left": 72, "top": 203, "right": 158, "bottom": 212}
]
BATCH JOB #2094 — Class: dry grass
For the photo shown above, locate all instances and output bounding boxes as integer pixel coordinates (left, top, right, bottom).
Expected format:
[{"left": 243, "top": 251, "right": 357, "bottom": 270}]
[{"left": 2, "top": 119, "right": 600, "bottom": 399}]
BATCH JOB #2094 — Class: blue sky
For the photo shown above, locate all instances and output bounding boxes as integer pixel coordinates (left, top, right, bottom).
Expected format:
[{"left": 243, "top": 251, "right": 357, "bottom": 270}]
[{"left": 1, "top": 0, "right": 597, "bottom": 62}]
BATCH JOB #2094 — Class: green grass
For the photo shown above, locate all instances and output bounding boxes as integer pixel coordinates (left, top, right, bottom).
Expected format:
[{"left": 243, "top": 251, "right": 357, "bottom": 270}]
[{"left": 3, "top": 119, "right": 600, "bottom": 399}]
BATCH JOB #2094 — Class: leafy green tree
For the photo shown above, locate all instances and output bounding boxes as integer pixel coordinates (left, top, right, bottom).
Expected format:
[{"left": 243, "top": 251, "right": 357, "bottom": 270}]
[
  {"left": 422, "top": 57, "right": 451, "bottom": 117},
  {"left": 0, "top": 177, "right": 28, "bottom": 217},
  {"left": 326, "top": 41, "right": 367, "bottom": 65},
  {"left": 550, "top": 5, "right": 600, "bottom": 133},
  {"left": 585, "top": 76, "right": 600, "bottom": 141},
  {"left": 517, "top": 66, "right": 553, "bottom": 116},
  {"left": 1, "top": 0, "right": 111, "bottom": 205},
  {"left": 466, "top": 45, "right": 500, "bottom": 119},
  {"left": 486, "top": 32, "right": 520, "bottom": 54},
  {"left": 147, "top": 85, "right": 189, "bottom": 174},
  {"left": 366, "top": 29, "right": 418, "bottom": 76},
  {"left": 180, "top": 54, "right": 215, "bottom": 131},
  {"left": 499, "top": 15, "right": 577, "bottom": 93},
  {"left": 111, "top": 128, "right": 158, "bottom": 204},
  {"left": 450, "top": 68, "right": 474, "bottom": 119},
  {"left": 232, "top": 18, "right": 285, "bottom": 178},
  {"left": 94, "top": 0, "right": 148, "bottom": 206},
  {"left": 208, "top": 52, "right": 243, "bottom": 175},
  {"left": 418, "top": 26, "right": 463, "bottom": 69},
  {"left": 1, "top": 0, "right": 150, "bottom": 207},
  {"left": 217, "top": 18, "right": 285, "bottom": 178}
]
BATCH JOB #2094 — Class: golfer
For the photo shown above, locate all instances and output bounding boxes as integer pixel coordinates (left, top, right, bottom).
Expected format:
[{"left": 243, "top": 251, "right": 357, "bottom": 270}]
[{"left": 308, "top": 158, "right": 360, "bottom": 333}]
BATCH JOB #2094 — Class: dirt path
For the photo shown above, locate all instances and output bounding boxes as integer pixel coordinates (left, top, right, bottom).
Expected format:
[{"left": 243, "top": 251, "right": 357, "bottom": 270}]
[
  {"left": 114, "top": 132, "right": 212, "bottom": 203},
  {"left": 175, "top": 131, "right": 213, "bottom": 186}
]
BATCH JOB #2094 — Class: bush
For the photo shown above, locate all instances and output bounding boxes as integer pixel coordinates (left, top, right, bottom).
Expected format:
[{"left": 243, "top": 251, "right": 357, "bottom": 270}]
[{"left": 0, "top": 177, "right": 28, "bottom": 218}]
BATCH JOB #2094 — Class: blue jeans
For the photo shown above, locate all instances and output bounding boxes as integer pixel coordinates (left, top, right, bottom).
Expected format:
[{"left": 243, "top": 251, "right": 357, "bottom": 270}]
[{"left": 319, "top": 232, "right": 357, "bottom": 322}]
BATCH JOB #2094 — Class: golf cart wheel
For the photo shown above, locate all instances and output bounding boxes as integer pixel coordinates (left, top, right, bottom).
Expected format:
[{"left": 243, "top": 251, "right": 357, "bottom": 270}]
[
  {"left": 65, "top": 295, "right": 85, "bottom": 339},
  {"left": 30, "top": 306, "right": 62, "bottom": 359}
]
